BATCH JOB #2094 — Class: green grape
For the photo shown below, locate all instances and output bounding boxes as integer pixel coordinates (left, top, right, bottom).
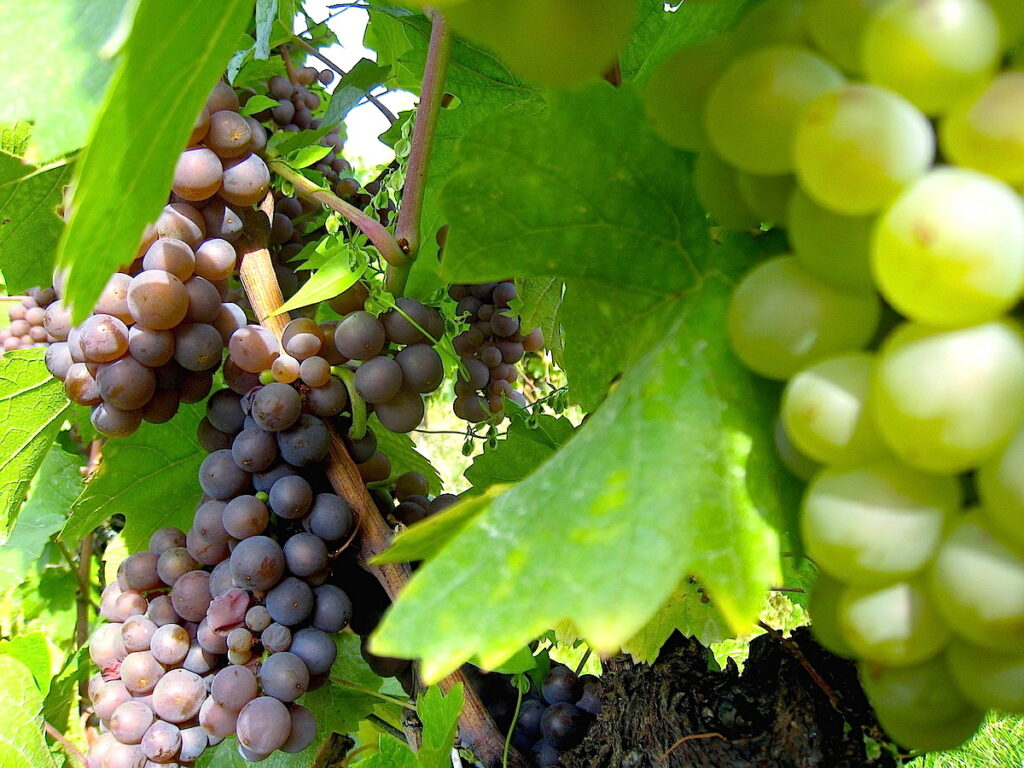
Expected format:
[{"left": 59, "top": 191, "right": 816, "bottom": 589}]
[
  {"left": 947, "top": 638, "right": 1024, "bottom": 712},
  {"left": 726, "top": 256, "right": 880, "bottom": 380},
  {"left": 732, "top": 0, "right": 810, "bottom": 52},
  {"left": 794, "top": 84, "right": 934, "bottom": 216},
  {"left": 736, "top": 172, "right": 795, "bottom": 224},
  {"left": 787, "top": 188, "right": 874, "bottom": 292},
  {"left": 642, "top": 35, "right": 732, "bottom": 152},
  {"left": 801, "top": 461, "right": 960, "bottom": 585},
  {"left": 808, "top": 573, "right": 855, "bottom": 657},
  {"left": 860, "top": 658, "right": 985, "bottom": 752},
  {"left": 988, "top": 0, "right": 1024, "bottom": 44},
  {"left": 773, "top": 418, "right": 823, "bottom": 481},
  {"left": 838, "top": 578, "right": 950, "bottom": 665},
  {"left": 860, "top": 656, "right": 974, "bottom": 726},
  {"left": 862, "top": 0, "right": 1000, "bottom": 115},
  {"left": 872, "top": 320, "right": 1024, "bottom": 473},
  {"left": 941, "top": 72, "right": 1024, "bottom": 185},
  {"left": 874, "top": 706, "right": 985, "bottom": 754},
  {"left": 705, "top": 46, "right": 845, "bottom": 175},
  {"left": 804, "top": 0, "right": 887, "bottom": 73},
  {"left": 872, "top": 168, "right": 1024, "bottom": 327},
  {"left": 977, "top": 425, "right": 1024, "bottom": 549},
  {"left": 693, "top": 152, "right": 760, "bottom": 231},
  {"left": 442, "top": 0, "right": 638, "bottom": 88},
  {"left": 930, "top": 515, "right": 1024, "bottom": 652},
  {"left": 782, "top": 353, "right": 887, "bottom": 465}
]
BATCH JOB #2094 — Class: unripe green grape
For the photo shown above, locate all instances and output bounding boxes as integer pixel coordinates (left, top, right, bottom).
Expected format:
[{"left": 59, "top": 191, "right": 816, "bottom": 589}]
[
  {"left": 642, "top": 35, "right": 732, "bottom": 152},
  {"left": 808, "top": 573, "right": 855, "bottom": 657},
  {"left": 860, "top": 656, "right": 974, "bottom": 726},
  {"left": 977, "top": 425, "right": 1024, "bottom": 549},
  {"left": 794, "top": 85, "right": 933, "bottom": 216},
  {"left": 946, "top": 638, "right": 1024, "bottom": 712},
  {"left": 862, "top": 0, "right": 1000, "bottom": 115},
  {"left": 732, "top": 0, "right": 810, "bottom": 52},
  {"left": 872, "top": 320, "right": 1024, "bottom": 473},
  {"left": 988, "top": 0, "right": 1024, "bottom": 44},
  {"left": 801, "top": 461, "right": 960, "bottom": 585},
  {"left": 442, "top": 0, "right": 638, "bottom": 88},
  {"left": 773, "top": 418, "right": 822, "bottom": 481},
  {"left": 705, "top": 46, "right": 845, "bottom": 175},
  {"left": 787, "top": 189, "right": 874, "bottom": 292},
  {"left": 941, "top": 72, "right": 1024, "bottom": 185},
  {"left": 930, "top": 515, "right": 1024, "bottom": 652},
  {"left": 803, "top": 0, "right": 887, "bottom": 73},
  {"left": 873, "top": 706, "right": 985, "bottom": 754},
  {"left": 838, "top": 578, "right": 950, "bottom": 665},
  {"left": 782, "top": 353, "right": 887, "bottom": 466},
  {"left": 872, "top": 168, "right": 1024, "bottom": 327},
  {"left": 859, "top": 657, "right": 985, "bottom": 752},
  {"left": 726, "top": 256, "right": 880, "bottom": 380},
  {"left": 693, "top": 152, "right": 760, "bottom": 231},
  {"left": 736, "top": 172, "right": 795, "bottom": 224}
]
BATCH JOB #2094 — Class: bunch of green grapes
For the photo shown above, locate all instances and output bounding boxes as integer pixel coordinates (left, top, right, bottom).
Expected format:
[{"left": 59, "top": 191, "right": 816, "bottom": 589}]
[{"left": 645, "top": 0, "right": 1024, "bottom": 755}]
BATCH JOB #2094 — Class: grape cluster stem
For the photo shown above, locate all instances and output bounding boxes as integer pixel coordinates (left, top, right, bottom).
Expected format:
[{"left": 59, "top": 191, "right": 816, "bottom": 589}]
[{"left": 236, "top": 210, "right": 528, "bottom": 768}]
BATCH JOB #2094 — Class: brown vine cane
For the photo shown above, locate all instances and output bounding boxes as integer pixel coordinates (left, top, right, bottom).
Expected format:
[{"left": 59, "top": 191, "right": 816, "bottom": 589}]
[{"left": 236, "top": 201, "right": 527, "bottom": 768}]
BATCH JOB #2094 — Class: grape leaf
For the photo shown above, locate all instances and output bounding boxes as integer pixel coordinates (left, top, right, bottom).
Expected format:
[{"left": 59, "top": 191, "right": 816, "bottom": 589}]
[
  {"left": 269, "top": 237, "right": 365, "bottom": 316},
  {"left": 0, "top": 436, "right": 81, "bottom": 593},
  {"left": 0, "top": 350, "right": 70, "bottom": 543},
  {"left": 0, "top": 0, "right": 130, "bottom": 162},
  {"left": 0, "top": 655, "right": 57, "bottom": 768},
  {"left": 57, "top": 0, "right": 253, "bottom": 322},
  {"left": 463, "top": 413, "right": 574, "bottom": 491},
  {"left": 0, "top": 154, "right": 72, "bottom": 293},
  {"left": 621, "top": 0, "right": 756, "bottom": 83},
  {"left": 371, "top": 87, "right": 795, "bottom": 681},
  {"left": 621, "top": 579, "right": 732, "bottom": 664},
  {"left": 371, "top": 419, "right": 443, "bottom": 496},
  {"left": 0, "top": 631, "right": 53, "bottom": 696},
  {"left": 254, "top": 0, "right": 277, "bottom": 60},
  {"left": 322, "top": 59, "right": 391, "bottom": 126},
  {"left": 373, "top": 489, "right": 496, "bottom": 565},
  {"left": 62, "top": 403, "right": 205, "bottom": 552},
  {"left": 513, "top": 277, "right": 563, "bottom": 359},
  {"left": 353, "top": 736, "right": 419, "bottom": 768},
  {"left": 416, "top": 684, "right": 464, "bottom": 768}
]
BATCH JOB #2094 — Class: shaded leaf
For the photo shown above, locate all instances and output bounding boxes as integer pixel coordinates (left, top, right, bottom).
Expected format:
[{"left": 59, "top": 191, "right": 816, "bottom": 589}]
[
  {"left": 621, "top": 578, "right": 732, "bottom": 664},
  {"left": 0, "top": 350, "right": 69, "bottom": 542},
  {"left": 417, "top": 684, "right": 464, "bottom": 768},
  {"left": 464, "top": 412, "right": 574, "bottom": 492},
  {"left": 57, "top": 0, "right": 253, "bottom": 321},
  {"left": 371, "top": 420, "right": 442, "bottom": 496},
  {"left": 373, "top": 490, "right": 495, "bottom": 565},
  {"left": 0, "top": 155, "right": 72, "bottom": 293},
  {"left": 62, "top": 403, "right": 205, "bottom": 552},
  {"left": 255, "top": 0, "right": 277, "bottom": 60}
]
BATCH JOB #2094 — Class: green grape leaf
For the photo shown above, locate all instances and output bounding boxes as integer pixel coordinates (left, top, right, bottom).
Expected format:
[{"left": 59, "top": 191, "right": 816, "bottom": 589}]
[
  {"left": 0, "top": 436, "right": 81, "bottom": 593},
  {"left": 513, "top": 277, "right": 563, "bottom": 357},
  {"left": 62, "top": 403, "right": 205, "bottom": 552},
  {"left": 0, "top": 0, "right": 130, "bottom": 162},
  {"left": 417, "top": 684, "right": 464, "bottom": 768},
  {"left": 254, "top": 0, "right": 277, "bottom": 60},
  {"left": 241, "top": 94, "right": 279, "bottom": 116},
  {"left": 0, "top": 631, "right": 53, "bottom": 696},
  {"left": 354, "top": 736, "right": 419, "bottom": 768},
  {"left": 322, "top": 59, "right": 391, "bottom": 127},
  {"left": 373, "top": 489, "right": 496, "bottom": 565},
  {"left": 463, "top": 413, "right": 575, "bottom": 492},
  {"left": 1, "top": 124, "right": 32, "bottom": 156},
  {"left": 0, "top": 154, "right": 72, "bottom": 293},
  {"left": 621, "top": 579, "right": 732, "bottom": 664},
  {"left": 621, "top": 0, "right": 755, "bottom": 83},
  {"left": 269, "top": 237, "right": 365, "bottom": 316},
  {"left": 267, "top": 124, "right": 334, "bottom": 156},
  {"left": 0, "top": 655, "right": 57, "bottom": 768},
  {"left": 0, "top": 350, "right": 70, "bottom": 543},
  {"left": 371, "top": 88, "right": 795, "bottom": 681},
  {"left": 370, "top": 419, "right": 443, "bottom": 496},
  {"left": 364, "top": 8, "right": 545, "bottom": 300},
  {"left": 287, "top": 144, "right": 333, "bottom": 170},
  {"left": 56, "top": 0, "right": 253, "bottom": 322}
]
